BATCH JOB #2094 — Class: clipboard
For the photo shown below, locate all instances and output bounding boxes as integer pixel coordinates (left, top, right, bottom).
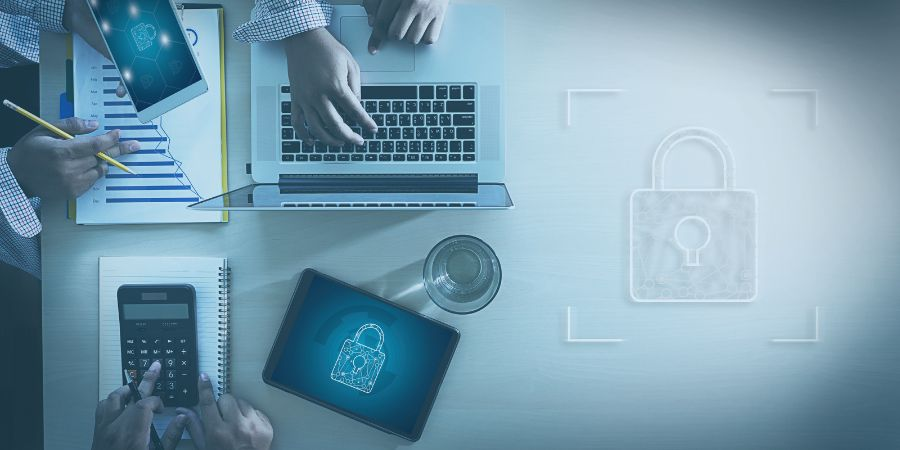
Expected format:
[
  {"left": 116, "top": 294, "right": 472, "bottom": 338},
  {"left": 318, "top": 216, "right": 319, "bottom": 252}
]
[{"left": 64, "top": 3, "right": 228, "bottom": 224}]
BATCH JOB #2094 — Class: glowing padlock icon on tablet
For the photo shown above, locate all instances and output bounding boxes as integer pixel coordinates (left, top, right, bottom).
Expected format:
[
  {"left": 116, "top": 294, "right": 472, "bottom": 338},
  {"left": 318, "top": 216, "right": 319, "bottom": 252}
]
[
  {"left": 131, "top": 22, "right": 157, "bottom": 52},
  {"left": 330, "top": 324, "right": 386, "bottom": 394}
]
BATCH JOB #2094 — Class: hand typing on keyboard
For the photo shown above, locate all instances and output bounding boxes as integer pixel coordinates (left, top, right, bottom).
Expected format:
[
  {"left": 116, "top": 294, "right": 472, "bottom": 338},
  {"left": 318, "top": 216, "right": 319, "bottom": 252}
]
[
  {"left": 364, "top": 0, "right": 450, "bottom": 53},
  {"left": 284, "top": 28, "right": 378, "bottom": 146}
]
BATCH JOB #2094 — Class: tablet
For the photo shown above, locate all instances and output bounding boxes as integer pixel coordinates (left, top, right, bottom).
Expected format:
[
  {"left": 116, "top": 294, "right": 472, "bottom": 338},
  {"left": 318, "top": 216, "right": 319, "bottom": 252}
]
[
  {"left": 263, "top": 270, "right": 460, "bottom": 442},
  {"left": 85, "top": 0, "right": 208, "bottom": 122}
]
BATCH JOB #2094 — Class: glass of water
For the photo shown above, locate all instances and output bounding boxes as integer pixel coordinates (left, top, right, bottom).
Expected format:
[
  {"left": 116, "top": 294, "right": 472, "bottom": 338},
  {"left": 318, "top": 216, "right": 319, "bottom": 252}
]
[{"left": 423, "top": 235, "right": 502, "bottom": 314}]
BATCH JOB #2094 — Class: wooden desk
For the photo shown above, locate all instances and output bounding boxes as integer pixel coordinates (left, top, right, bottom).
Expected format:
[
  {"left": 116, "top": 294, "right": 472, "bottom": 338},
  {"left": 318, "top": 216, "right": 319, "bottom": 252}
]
[{"left": 40, "top": 1, "right": 900, "bottom": 448}]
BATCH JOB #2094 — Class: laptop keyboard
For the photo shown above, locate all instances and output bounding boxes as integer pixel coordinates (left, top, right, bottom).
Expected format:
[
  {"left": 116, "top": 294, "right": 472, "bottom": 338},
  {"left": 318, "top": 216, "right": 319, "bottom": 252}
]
[{"left": 279, "top": 84, "right": 477, "bottom": 163}]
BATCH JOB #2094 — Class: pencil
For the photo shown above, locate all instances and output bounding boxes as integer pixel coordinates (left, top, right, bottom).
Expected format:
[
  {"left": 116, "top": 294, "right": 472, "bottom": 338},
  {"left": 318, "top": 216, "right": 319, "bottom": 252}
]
[
  {"left": 3, "top": 99, "right": 136, "bottom": 175},
  {"left": 124, "top": 369, "right": 164, "bottom": 450}
]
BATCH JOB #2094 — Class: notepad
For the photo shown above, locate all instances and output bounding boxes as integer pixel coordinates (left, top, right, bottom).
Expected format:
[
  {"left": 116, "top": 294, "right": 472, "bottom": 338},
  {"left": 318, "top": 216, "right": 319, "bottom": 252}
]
[
  {"left": 72, "top": 7, "right": 227, "bottom": 224},
  {"left": 98, "top": 256, "right": 231, "bottom": 432}
]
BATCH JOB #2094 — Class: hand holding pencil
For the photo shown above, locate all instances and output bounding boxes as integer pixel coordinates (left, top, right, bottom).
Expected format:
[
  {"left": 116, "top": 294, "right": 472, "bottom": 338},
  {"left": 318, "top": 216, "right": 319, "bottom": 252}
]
[{"left": 2, "top": 100, "right": 140, "bottom": 199}]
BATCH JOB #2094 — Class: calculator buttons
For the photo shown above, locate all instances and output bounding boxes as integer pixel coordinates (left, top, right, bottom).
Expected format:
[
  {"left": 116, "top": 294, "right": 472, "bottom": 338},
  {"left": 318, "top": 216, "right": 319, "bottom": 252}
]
[{"left": 121, "top": 325, "right": 196, "bottom": 407}]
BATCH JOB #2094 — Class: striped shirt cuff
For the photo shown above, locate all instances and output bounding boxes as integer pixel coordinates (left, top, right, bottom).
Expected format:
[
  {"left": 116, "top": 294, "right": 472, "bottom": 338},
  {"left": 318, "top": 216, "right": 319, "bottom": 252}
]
[
  {"left": 0, "top": 148, "right": 41, "bottom": 238},
  {"left": 233, "top": 0, "right": 333, "bottom": 43}
]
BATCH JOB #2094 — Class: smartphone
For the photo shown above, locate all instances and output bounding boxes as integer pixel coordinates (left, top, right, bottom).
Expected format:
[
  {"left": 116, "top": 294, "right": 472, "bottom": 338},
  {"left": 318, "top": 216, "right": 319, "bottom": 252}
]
[{"left": 85, "top": 0, "right": 208, "bottom": 122}]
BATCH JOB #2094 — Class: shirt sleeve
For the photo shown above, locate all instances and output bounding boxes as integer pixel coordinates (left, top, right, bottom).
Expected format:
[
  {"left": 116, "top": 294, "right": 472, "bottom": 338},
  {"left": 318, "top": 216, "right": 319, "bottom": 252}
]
[
  {"left": 0, "top": 0, "right": 67, "bottom": 33},
  {"left": 233, "top": 0, "right": 333, "bottom": 43},
  {"left": 0, "top": 148, "right": 41, "bottom": 238},
  {"left": 0, "top": 0, "right": 67, "bottom": 68}
]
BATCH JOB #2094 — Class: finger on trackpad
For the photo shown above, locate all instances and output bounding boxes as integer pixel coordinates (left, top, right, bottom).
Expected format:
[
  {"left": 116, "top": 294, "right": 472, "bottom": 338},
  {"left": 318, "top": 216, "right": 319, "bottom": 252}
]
[{"left": 339, "top": 17, "right": 415, "bottom": 72}]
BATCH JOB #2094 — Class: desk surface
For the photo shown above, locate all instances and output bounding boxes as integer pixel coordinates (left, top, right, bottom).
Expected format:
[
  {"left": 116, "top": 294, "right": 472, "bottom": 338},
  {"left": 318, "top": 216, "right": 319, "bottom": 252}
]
[{"left": 40, "top": 1, "right": 900, "bottom": 449}]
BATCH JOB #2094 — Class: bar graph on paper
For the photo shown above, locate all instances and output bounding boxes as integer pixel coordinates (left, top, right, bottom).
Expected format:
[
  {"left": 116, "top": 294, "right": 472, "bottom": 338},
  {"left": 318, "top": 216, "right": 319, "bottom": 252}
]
[
  {"left": 96, "top": 64, "right": 201, "bottom": 204},
  {"left": 72, "top": 8, "right": 225, "bottom": 224}
]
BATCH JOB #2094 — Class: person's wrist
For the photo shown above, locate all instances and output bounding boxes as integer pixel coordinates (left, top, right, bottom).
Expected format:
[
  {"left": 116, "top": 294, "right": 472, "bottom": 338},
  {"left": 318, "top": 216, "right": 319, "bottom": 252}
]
[{"left": 286, "top": 27, "right": 331, "bottom": 48}]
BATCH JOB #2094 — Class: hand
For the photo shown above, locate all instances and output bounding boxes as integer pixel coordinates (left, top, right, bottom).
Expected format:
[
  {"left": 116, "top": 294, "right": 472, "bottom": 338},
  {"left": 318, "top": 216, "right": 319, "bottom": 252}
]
[
  {"left": 364, "top": 0, "right": 449, "bottom": 53},
  {"left": 64, "top": 0, "right": 127, "bottom": 97},
  {"left": 6, "top": 117, "right": 139, "bottom": 199},
  {"left": 181, "top": 372, "right": 273, "bottom": 450},
  {"left": 92, "top": 361, "right": 189, "bottom": 450},
  {"left": 284, "top": 28, "right": 377, "bottom": 146}
]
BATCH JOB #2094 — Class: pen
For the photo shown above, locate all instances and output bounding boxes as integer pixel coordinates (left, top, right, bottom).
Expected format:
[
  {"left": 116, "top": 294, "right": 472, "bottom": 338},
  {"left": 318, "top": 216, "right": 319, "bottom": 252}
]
[
  {"left": 3, "top": 99, "right": 137, "bottom": 175},
  {"left": 123, "top": 369, "right": 164, "bottom": 450}
]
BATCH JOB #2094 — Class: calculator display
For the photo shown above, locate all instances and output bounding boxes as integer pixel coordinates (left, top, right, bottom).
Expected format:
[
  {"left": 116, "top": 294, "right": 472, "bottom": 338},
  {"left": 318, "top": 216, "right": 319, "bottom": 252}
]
[
  {"left": 118, "top": 284, "right": 199, "bottom": 407},
  {"left": 122, "top": 303, "right": 190, "bottom": 320}
]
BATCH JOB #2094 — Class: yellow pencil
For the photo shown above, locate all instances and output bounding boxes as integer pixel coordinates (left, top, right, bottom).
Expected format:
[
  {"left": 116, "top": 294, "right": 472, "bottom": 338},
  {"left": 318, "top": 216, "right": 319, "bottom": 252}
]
[{"left": 3, "top": 99, "right": 136, "bottom": 175}]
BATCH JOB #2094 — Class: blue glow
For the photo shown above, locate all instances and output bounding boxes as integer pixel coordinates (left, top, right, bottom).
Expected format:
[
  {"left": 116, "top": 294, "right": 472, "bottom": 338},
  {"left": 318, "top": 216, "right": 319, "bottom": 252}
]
[{"left": 270, "top": 276, "right": 456, "bottom": 437}]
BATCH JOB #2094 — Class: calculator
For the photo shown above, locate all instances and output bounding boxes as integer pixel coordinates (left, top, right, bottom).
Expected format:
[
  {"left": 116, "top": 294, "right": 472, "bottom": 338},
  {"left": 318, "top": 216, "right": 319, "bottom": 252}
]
[{"left": 118, "top": 284, "right": 199, "bottom": 407}]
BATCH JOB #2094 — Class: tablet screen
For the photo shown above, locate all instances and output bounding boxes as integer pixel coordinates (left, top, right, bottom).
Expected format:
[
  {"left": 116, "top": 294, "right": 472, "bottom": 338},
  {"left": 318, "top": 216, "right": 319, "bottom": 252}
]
[{"left": 264, "top": 270, "right": 459, "bottom": 441}]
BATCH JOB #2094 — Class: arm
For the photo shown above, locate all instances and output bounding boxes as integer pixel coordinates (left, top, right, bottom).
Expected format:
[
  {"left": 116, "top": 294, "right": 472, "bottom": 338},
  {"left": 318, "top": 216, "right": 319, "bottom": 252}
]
[
  {"left": 233, "top": 0, "right": 333, "bottom": 43},
  {"left": 0, "top": 0, "right": 66, "bottom": 68},
  {"left": 236, "top": 0, "right": 376, "bottom": 145},
  {"left": 2, "top": 118, "right": 139, "bottom": 238},
  {"left": 0, "top": 0, "right": 122, "bottom": 93},
  {"left": 0, "top": 148, "right": 41, "bottom": 238},
  {"left": 0, "top": 0, "right": 67, "bottom": 32}
]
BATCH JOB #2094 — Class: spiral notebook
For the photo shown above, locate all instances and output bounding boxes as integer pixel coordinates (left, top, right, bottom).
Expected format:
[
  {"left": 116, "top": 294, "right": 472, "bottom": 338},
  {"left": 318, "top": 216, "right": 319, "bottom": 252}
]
[{"left": 98, "top": 256, "right": 230, "bottom": 431}]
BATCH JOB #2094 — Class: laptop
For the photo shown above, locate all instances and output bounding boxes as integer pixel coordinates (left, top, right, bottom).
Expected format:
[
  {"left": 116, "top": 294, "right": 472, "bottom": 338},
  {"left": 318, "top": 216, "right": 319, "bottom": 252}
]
[{"left": 190, "top": 4, "right": 512, "bottom": 211}]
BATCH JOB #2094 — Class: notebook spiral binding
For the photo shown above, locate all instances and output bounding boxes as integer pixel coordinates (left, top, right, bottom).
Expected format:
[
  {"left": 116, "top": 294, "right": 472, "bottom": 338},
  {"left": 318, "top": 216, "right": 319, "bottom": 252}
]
[{"left": 217, "top": 266, "right": 231, "bottom": 396}]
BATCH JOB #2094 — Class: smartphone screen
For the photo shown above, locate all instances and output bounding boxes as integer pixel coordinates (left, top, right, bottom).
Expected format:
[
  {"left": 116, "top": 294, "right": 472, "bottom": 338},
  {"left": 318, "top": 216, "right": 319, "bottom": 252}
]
[{"left": 86, "top": 0, "right": 203, "bottom": 113}]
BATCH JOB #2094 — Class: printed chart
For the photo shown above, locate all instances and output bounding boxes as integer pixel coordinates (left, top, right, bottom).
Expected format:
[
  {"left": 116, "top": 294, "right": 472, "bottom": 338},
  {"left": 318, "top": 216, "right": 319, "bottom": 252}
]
[{"left": 73, "top": 8, "right": 224, "bottom": 224}]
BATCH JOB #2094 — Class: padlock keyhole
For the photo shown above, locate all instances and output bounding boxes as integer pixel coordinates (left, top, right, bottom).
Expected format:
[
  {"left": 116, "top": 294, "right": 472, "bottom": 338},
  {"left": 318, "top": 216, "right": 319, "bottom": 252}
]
[
  {"left": 351, "top": 355, "right": 367, "bottom": 374},
  {"left": 674, "top": 216, "right": 711, "bottom": 267}
]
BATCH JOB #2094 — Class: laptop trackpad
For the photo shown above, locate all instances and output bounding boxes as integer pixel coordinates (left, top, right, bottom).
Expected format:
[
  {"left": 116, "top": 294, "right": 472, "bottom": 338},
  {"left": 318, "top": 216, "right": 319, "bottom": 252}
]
[{"left": 339, "top": 16, "right": 415, "bottom": 72}]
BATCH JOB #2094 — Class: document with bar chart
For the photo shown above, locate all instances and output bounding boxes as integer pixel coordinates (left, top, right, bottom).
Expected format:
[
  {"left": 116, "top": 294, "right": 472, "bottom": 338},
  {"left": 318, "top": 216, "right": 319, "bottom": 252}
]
[{"left": 72, "top": 8, "right": 226, "bottom": 224}]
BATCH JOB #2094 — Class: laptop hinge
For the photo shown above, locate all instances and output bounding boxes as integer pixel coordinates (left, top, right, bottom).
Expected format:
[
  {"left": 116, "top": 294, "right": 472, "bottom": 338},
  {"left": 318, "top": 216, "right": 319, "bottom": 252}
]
[{"left": 278, "top": 174, "right": 478, "bottom": 194}]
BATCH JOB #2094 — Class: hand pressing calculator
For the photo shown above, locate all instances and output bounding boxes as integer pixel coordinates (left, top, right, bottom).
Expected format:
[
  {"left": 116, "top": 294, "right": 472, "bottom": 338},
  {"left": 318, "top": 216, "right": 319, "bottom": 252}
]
[{"left": 118, "top": 284, "right": 199, "bottom": 407}]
